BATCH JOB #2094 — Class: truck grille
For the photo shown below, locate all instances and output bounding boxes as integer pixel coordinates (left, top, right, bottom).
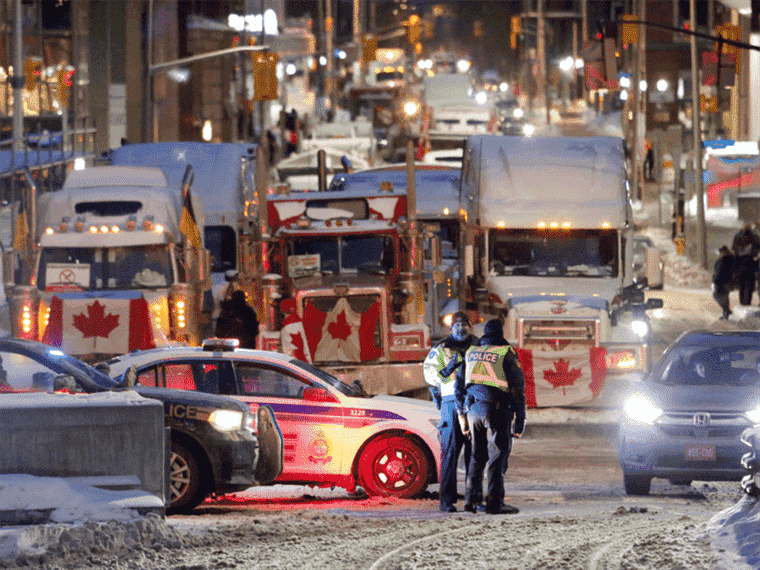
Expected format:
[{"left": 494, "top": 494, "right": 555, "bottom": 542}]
[{"left": 520, "top": 319, "right": 599, "bottom": 343}]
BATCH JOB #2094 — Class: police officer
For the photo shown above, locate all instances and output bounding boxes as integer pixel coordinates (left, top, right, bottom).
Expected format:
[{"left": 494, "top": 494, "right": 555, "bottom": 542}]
[
  {"left": 423, "top": 311, "right": 478, "bottom": 513},
  {"left": 456, "top": 318, "right": 526, "bottom": 515}
]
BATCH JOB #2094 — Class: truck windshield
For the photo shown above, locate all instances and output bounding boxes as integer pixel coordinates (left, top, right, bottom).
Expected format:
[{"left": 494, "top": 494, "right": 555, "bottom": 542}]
[
  {"left": 488, "top": 229, "right": 618, "bottom": 278},
  {"left": 37, "top": 245, "right": 174, "bottom": 291},
  {"left": 286, "top": 235, "right": 395, "bottom": 277}
]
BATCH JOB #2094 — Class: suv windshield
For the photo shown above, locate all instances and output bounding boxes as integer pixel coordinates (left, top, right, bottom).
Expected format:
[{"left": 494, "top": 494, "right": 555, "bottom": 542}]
[
  {"left": 654, "top": 344, "right": 760, "bottom": 387},
  {"left": 38, "top": 245, "right": 174, "bottom": 291}
]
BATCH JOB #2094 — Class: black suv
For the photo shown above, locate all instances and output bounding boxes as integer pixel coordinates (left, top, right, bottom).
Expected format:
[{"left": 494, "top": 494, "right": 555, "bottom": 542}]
[{"left": 0, "top": 338, "right": 283, "bottom": 512}]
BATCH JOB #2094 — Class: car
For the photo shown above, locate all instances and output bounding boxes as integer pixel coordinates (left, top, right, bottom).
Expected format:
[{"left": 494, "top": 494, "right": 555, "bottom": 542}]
[
  {"left": 102, "top": 339, "right": 442, "bottom": 498},
  {"left": 0, "top": 337, "right": 283, "bottom": 513},
  {"left": 618, "top": 330, "right": 760, "bottom": 495}
]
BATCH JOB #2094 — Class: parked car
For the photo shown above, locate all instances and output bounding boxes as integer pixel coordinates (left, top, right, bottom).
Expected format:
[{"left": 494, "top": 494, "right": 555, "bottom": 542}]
[
  {"left": 102, "top": 339, "right": 442, "bottom": 498},
  {"left": 618, "top": 330, "right": 760, "bottom": 495},
  {"left": 0, "top": 338, "right": 283, "bottom": 513}
]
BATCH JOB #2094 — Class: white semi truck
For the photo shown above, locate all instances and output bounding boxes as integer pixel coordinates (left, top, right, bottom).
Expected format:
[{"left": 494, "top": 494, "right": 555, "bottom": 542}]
[
  {"left": 459, "top": 135, "right": 662, "bottom": 408},
  {"left": 5, "top": 165, "right": 211, "bottom": 360}
]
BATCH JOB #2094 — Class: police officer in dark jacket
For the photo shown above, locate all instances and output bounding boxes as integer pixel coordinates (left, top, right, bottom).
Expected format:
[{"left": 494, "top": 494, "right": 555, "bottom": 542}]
[
  {"left": 215, "top": 290, "right": 259, "bottom": 349},
  {"left": 713, "top": 245, "right": 735, "bottom": 320},
  {"left": 732, "top": 224, "right": 760, "bottom": 306},
  {"left": 423, "top": 311, "right": 478, "bottom": 512},
  {"left": 456, "top": 318, "right": 526, "bottom": 515}
]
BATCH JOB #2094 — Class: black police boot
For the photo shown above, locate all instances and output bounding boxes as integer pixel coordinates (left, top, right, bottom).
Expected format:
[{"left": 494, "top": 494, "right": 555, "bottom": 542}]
[{"left": 463, "top": 502, "right": 478, "bottom": 513}]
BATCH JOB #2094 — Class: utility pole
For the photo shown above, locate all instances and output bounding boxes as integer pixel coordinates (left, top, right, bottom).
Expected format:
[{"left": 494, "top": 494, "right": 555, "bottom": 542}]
[
  {"left": 12, "top": 0, "right": 23, "bottom": 150},
  {"left": 537, "top": 0, "right": 549, "bottom": 125},
  {"left": 690, "top": 0, "right": 707, "bottom": 269}
]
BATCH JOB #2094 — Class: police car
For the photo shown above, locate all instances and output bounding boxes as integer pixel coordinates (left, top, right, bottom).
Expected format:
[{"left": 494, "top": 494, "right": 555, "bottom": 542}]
[
  {"left": 0, "top": 338, "right": 283, "bottom": 513},
  {"left": 103, "top": 339, "right": 442, "bottom": 498}
]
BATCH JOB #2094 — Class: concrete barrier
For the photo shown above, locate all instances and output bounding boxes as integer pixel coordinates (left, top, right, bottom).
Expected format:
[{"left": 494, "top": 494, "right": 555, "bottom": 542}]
[{"left": 0, "top": 391, "right": 166, "bottom": 523}]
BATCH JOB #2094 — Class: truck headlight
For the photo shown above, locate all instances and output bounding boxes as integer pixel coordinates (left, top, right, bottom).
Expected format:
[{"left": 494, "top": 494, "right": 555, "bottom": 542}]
[
  {"left": 631, "top": 318, "right": 649, "bottom": 338},
  {"left": 208, "top": 409, "right": 244, "bottom": 431},
  {"left": 623, "top": 394, "right": 662, "bottom": 425}
]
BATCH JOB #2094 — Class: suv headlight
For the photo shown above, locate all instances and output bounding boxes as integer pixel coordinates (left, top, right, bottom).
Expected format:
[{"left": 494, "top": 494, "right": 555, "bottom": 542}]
[
  {"left": 623, "top": 394, "right": 662, "bottom": 425},
  {"left": 208, "top": 409, "right": 244, "bottom": 431}
]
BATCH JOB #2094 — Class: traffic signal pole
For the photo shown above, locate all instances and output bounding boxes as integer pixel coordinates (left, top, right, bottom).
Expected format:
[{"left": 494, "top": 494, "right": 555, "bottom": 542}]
[
  {"left": 690, "top": 0, "right": 707, "bottom": 270},
  {"left": 12, "top": 0, "right": 23, "bottom": 151}
]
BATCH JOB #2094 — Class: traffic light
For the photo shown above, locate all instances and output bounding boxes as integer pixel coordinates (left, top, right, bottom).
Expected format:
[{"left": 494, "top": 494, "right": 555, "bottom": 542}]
[
  {"left": 362, "top": 33, "right": 377, "bottom": 63},
  {"left": 252, "top": 51, "right": 278, "bottom": 101},
  {"left": 57, "top": 68, "right": 73, "bottom": 107},
  {"left": 715, "top": 23, "right": 742, "bottom": 74},
  {"left": 24, "top": 58, "right": 41, "bottom": 91},
  {"left": 511, "top": 16, "right": 521, "bottom": 50},
  {"left": 621, "top": 15, "right": 639, "bottom": 45},
  {"left": 407, "top": 14, "right": 421, "bottom": 45}
]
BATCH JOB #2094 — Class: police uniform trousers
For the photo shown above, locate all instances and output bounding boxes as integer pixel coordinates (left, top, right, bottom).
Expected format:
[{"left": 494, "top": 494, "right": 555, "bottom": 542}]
[
  {"left": 439, "top": 398, "right": 470, "bottom": 507},
  {"left": 465, "top": 399, "right": 510, "bottom": 508}
]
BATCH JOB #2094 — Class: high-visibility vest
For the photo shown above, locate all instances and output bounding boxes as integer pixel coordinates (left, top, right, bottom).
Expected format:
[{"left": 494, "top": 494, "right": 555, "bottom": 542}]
[
  {"left": 423, "top": 344, "right": 461, "bottom": 398},
  {"left": 464, "top": 345, "right": 513, "bottom": 392}
]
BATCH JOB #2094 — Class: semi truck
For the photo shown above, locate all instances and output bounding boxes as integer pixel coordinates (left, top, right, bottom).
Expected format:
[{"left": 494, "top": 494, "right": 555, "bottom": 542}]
[
  {"left": 4, "top": 165, "right": 211, "bottom": 360},
  {"left": 459, "top": 135, "right": 662, "bottom": 408}
]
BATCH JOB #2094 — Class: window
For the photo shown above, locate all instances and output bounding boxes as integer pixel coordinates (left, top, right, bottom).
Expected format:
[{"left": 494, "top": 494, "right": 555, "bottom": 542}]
[
  {"left": 0, "top": 352, "right": 59, "bottom": 392},
  {"left": 236, "top": 363, "right": 309, "bottom": 398},
  {"left": 136, "top": 367, "right": 158, "bottom": 387}
]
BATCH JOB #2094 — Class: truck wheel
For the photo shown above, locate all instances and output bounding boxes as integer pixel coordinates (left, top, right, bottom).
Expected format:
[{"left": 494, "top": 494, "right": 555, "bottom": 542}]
[
  {"left": 357, "top": 435, "right": 429, "bottom": 498},
  {"left": 169, "top": 441, "right": 206, "bottom": 512},
  {"left": 623, "top": 472, "right": 651, "bottom": 496}
]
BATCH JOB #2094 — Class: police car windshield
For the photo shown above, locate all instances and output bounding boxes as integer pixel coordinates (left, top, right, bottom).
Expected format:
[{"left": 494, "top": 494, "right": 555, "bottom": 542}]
[{"left": 293, "top": 359, "right": 366, "bottom": 397}]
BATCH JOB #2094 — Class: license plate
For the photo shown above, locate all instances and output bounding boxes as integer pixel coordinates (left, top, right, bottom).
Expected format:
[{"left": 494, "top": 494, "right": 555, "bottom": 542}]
[{"left": 685, "top": 443, "right": 716, "bottom": 461}]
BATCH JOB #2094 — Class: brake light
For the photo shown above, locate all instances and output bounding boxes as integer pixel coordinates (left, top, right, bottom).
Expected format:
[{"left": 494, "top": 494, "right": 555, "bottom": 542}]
[{"left": 489, "top": 293, "right": 503, "bottom": 305}]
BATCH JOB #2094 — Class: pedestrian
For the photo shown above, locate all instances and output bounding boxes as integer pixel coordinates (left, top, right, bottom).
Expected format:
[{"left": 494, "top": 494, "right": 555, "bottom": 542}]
[
  {"left": 731, "top": 223, "right": 760, "bottom": 305},
  {"left": 423, "top": 311, "right": 478, "bottom": 513},
  {"left": 456, "top": 318, "right": 525, "bottom": 515},
  {"left": 712, "top": 245, "right": 735, "bottom": 320},
  {"left": 644, "top": 139, "right": 654, "bottom": 182},
  {"left": 215, "top": 290, "right": 259, "bottom": 349}
]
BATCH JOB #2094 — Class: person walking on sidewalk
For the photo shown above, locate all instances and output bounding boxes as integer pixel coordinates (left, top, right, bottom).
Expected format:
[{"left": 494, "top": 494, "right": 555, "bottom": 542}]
[
  {"left": 732, "top": 224, "right": 760, "bottom": 306},
  {"left": 456, "top": 319, "right": 526, "bottom": 515},
  {"left": 423, "top": 312, "right": 478, "bottom": 513},
  {"left": 713, "top": 246, "right": 735, "bottom": 320}
]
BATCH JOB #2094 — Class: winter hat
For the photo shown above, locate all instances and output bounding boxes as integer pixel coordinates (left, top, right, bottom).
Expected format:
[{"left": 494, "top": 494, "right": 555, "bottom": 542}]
[
  {"left": 451, "top": 311, "right": 470, "bottom": 326},
  {"left": 483, "top": 319, "right": 504, "bottom": 339}
]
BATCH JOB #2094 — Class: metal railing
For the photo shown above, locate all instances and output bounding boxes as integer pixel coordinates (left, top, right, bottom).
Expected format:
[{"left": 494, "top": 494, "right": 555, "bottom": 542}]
[{"left": 0, "top": 118, "right": 96, "bottom": 202}]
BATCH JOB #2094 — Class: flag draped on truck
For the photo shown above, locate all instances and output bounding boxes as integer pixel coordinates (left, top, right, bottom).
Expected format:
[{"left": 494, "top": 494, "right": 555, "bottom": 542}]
[
  {"left": 42, "top": 292, "right": 157, "bottom": 356},
  {"left": 516, "top": 347, "right": 608, "bottom": 407}
]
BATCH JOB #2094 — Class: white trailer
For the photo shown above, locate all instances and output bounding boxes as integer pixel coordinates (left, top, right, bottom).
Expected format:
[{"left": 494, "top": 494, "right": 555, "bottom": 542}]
[{"left": 460, "top": 135, "right": 662, "bottom": 408}]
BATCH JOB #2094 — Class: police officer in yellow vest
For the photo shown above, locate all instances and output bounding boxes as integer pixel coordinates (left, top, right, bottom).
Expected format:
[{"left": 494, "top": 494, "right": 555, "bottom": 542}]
[
  {"left": 456, "top": 318, "right": 526, "bottom": 514},
  {"left": 423, "top": 311, "right": 478, "bottom": 513}
]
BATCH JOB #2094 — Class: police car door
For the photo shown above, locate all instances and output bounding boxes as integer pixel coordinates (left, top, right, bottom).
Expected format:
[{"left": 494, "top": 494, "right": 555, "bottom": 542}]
[{"left": 233, "top": 362, "right": 346, "bottom": 479}]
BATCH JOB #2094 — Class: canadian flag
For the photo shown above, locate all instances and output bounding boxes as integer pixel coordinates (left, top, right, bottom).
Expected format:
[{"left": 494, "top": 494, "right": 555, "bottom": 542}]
[
  {"left": 302, "top": 297, "right": 383, "bottom": 363},
  {"left": 43, "top": 295, "right": 156, "bottom": 356},
  {"left": 516, "top": 347, "right": 607, "bottom": 407},
  {"left": 281, "top": 310, "right": 312, "bottom": 363}
]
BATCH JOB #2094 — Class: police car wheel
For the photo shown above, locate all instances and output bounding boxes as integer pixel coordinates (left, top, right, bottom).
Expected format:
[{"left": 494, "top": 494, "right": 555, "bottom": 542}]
[
  {"left": 169, "top": 441, "right": 205, "bottom": 512},
  {"left": 357, "top": 435, "right": 430, "bottom": 499}
]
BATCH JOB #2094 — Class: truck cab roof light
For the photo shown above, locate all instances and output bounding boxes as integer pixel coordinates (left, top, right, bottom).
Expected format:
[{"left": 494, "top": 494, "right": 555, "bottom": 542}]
[
  {"left": 126, "top": 215, "right": 137, "bottom": 231},
  {"left": 111, "top": 225, "right": 120, "bottom": 233},
  {"left": 203, "top": 337, "right": 240, "bottom": 351},
  {"left": 601, "top": 221, "right": 611, "bottom": 229},
  {"left": 100, "top": 225, "right": 109, "bottom": 233},
  {"left": 296, "top": 216, "right": 311, "bottom": 228},
  {"left": 45, "top": 227, "right": 54, "bottom": 235},
  {"left": 89, "top": 226, "right": 98, "bottom": 234},
  {"left": 143, "top": 216, "right": 154, "bottom": 231},
  {"left": 380, "top": 181, "right": 394, "bottom": 193},
  {"left": 154, "top": 224, "right": 164, "bottom": 233}
]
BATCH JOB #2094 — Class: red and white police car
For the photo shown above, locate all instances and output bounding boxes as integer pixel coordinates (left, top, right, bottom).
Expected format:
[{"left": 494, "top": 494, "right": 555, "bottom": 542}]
[{"left": 103, "top": 339, "right": 441, "bottom": 498}]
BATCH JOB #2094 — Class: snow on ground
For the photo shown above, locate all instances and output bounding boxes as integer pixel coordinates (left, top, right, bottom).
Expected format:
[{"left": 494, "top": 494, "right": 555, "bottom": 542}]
[{"left": 2, "top": 139, "right": 760, "bottom": 567}]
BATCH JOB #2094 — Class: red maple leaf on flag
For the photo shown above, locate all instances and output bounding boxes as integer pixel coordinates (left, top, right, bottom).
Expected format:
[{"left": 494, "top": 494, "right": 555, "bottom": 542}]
[
  {"left": 288, "top": 331, "right": 308, "bottom": 361},
  {"left": 543, "top": 359, "right": 582, "bottom": 394},
  {"left": 72, "top": 301, "right": 120, "bottom": 339},
  {"left": 327, "top": 311, "right": 352, "bottom": 340}
]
